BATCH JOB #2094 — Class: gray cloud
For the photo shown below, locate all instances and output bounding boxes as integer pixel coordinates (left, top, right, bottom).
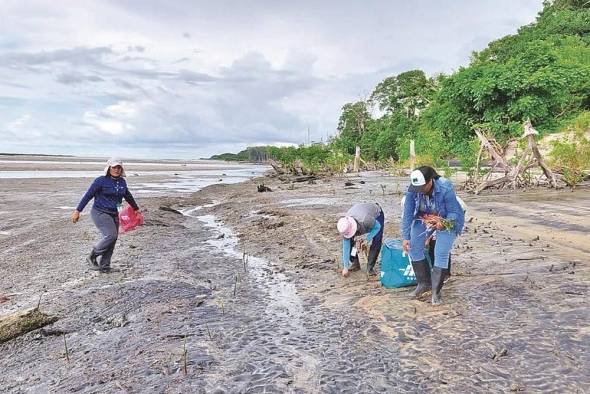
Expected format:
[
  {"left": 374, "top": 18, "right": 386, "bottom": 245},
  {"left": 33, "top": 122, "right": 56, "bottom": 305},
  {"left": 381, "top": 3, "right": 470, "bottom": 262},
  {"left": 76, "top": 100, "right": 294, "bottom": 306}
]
[
  {"left": 56, "top": 72, "right": 105, "bottom": 85},
  {"left": 1, "top": 47, "right": 113, "bottom": 68},
  {"left": 0, "top": 0, "right": 543, "bottom": 158}
]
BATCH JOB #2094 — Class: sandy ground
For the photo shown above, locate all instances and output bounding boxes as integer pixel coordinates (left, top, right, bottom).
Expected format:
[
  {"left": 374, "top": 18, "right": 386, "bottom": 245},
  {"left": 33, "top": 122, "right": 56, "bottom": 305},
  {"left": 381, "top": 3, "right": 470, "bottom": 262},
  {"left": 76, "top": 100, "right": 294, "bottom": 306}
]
[{"left": 0, "top": 162, "right": 589, "bottom": 393}]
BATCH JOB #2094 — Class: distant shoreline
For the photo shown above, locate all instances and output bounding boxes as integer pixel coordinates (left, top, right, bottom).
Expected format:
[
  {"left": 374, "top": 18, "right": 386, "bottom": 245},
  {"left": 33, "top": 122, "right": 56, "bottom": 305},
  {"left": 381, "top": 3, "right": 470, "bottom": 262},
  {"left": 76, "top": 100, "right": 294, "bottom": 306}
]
[{"left": 0, "top": 152, "right": 74, "bottom": 157}]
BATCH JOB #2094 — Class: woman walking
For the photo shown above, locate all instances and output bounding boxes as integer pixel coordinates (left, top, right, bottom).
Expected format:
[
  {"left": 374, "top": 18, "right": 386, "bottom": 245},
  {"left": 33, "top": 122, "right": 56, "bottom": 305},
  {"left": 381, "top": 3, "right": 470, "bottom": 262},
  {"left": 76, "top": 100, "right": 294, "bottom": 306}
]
[
  {"left": 71, "top": 158, "right": 139, "bottom": 273},
  {"left": 401, "top": 166, "right": 464, "bottom": 305}
]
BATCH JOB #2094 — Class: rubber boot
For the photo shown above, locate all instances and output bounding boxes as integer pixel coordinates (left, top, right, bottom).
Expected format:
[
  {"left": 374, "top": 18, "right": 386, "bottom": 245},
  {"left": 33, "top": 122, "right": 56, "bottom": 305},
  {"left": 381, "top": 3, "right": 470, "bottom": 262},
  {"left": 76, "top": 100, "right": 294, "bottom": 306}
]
[
  {"left": 429, "top": 240, "right": 451, "bottom": 281},
  {"left": 366, "top": 244, "right": 380, "bottom": 276},
  {"left": 431, "top": 266, "right": 448, "bottom": 305},
  {"left": 410, "top": 259, "right": 431, "bottom": 298},
  {"left": 87, "top": 250, "right": 99, "bottom": 270},
  {"left": 348, "top": 255, "right": 361, "bottom": 272}
]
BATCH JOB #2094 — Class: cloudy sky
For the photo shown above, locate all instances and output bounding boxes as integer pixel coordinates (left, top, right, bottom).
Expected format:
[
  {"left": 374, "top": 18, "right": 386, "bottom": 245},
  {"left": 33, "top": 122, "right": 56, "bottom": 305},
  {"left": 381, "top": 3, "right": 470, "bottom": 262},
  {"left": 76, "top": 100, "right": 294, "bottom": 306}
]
[{"left": 0, "top": 0, "right": 543, "bottom": 159}]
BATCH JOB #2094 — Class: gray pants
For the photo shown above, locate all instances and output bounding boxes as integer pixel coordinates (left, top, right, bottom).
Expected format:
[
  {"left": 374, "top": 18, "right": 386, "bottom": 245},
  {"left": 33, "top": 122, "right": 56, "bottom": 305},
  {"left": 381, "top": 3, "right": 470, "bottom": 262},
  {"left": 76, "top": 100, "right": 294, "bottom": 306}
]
[{"left": 91, "top": 208, "right": 119, "bottom": 268}]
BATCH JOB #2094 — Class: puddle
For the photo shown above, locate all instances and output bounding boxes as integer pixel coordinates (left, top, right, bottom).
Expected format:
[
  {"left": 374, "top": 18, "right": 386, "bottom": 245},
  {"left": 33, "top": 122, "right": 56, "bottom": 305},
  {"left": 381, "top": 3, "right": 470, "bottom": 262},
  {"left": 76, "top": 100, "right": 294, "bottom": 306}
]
[
  {"left": 183, "top": 209, "right": 304, "bottom": 328},
  {"left": 180, "top": 201, "right": 220, "bottom": 216}
]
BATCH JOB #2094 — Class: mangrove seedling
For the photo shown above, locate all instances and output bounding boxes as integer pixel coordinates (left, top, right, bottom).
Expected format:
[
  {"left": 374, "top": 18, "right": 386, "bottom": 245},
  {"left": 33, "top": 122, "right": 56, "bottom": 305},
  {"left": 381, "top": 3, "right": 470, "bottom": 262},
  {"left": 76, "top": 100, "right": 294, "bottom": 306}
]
[
  {"left": 63, "top": 334, "right": 70, "bottom": 362},
  {"left": 182, "top": 336, "right": 188, "bottom": 375}
]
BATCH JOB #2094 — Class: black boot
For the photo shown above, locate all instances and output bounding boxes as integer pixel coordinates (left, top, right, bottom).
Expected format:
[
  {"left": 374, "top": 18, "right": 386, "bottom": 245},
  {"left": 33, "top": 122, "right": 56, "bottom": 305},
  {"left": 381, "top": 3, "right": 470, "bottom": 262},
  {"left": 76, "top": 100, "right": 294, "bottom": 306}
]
[
  {"left": 87, "top": 251, "right": 99, "bottom": 270},
  {"left": 431, "top": 266, "right": 448, "bottom": 305},
  {"left": 348, "top": 255, "right": 361, "bottom": 272},
  {"left": 445, "top": 257, "right": 452, "bottom": 283},
  {"left": 410, "top": 259, "right": 431, "bottom": 298},
  {"left": 367, "top": 244, "right": 380, "bottom": 276}
]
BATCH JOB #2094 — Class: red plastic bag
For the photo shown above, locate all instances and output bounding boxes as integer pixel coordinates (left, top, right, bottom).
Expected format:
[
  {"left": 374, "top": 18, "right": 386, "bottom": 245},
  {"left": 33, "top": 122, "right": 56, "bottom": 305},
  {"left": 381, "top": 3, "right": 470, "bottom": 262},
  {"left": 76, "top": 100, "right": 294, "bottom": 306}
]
[{"left": 118, "top": 205, "right": 144, "bottom": 234}]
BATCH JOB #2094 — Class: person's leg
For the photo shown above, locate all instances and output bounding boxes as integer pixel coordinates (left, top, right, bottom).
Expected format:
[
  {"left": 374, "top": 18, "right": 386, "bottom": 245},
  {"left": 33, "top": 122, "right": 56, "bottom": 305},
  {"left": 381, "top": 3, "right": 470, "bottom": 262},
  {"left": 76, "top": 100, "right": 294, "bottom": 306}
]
[
  {"left": 91, "top": 208, "right": 119, "bottom": 271},
  {"left": 429, "top": 238, "right": 452, "bottom": 282},
  {"left": 366, "top": 210, "right": 384, "bottom": 275},
  {"left": 409, "top": 220, "right": 431, "bottom": 298},
  {"left": 431, "top": 230, "right": 457, "bottom": 305},
  {"left": 409, "top": 221, "right": 429, "bottom": 262},
  {"left": 348, "top": 234, "right": 361, "bottom": 271},
  {"left": 428, "top": 238, "right": 435, "bottom": 268}
]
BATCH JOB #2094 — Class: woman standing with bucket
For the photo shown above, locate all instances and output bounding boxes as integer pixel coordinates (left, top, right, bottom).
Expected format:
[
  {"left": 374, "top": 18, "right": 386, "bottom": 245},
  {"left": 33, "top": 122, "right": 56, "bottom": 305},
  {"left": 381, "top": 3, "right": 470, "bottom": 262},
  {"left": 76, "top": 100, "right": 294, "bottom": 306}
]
[
  {"left": 71, "top": 158, "right": 140, "bottom": 273},
  {"left": 401, "top": 166, "right": 464, "bottom": 305}
]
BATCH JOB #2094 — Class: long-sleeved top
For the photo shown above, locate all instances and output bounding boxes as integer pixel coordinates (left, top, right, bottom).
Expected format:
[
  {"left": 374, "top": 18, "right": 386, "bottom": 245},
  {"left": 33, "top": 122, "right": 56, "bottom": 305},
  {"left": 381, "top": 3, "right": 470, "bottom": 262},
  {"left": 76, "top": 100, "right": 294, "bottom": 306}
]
[
  {"left": 341, "top": 203, "right": 383, "bottom": 269},
  {"left": 401, "top": 177, "right": 464, "bottom": 240},
  {"left": 76, "top": 175, "right": 139, "bottom": 215}
]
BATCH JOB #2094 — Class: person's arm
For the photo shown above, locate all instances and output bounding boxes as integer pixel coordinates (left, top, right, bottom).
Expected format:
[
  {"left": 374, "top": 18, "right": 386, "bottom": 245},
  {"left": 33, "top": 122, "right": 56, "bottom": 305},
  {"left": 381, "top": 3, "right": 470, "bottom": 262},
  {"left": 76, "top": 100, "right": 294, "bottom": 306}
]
[
  {"left": 124, "top": 188, "right": 139, "bottom": 211},
  {"left": 401, "top": 191, "right": 416, "bottom": 240},
  {"left": 341, "top": 238, "right": 351, "bottom": 269},
  {"left": 366, "top": 220, "right": 381, "bottom": 243},
  {"left": 72, "top": 178, "right": 100, "bottom": 223},
  {"left": 442, "top": 183, "right": 462, "bottom": 226},
  {"left": 76, "top": 178, "right": 100, "bottom": 212}
]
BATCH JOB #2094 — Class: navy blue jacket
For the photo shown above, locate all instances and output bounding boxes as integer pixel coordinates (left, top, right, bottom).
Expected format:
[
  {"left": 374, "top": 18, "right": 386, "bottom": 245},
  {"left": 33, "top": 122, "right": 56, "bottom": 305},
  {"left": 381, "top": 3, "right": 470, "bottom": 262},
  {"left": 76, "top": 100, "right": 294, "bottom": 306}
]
[
  {"left": 76, "top": 176, "right": 139, "bottom": 215},
  {"left": 401, "top": 177, "right": 464, "bottom": 240}
]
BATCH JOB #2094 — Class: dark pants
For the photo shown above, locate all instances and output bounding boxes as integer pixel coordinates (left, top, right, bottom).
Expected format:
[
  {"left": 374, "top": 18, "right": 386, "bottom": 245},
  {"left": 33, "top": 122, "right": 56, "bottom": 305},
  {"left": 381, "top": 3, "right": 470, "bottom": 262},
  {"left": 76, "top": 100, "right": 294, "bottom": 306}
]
[
  {"left": 91, "top": 208, "right": 119, "bottom": 268},
  {"left": 350, "top": 208, "right": 385, "bottom": 270}
]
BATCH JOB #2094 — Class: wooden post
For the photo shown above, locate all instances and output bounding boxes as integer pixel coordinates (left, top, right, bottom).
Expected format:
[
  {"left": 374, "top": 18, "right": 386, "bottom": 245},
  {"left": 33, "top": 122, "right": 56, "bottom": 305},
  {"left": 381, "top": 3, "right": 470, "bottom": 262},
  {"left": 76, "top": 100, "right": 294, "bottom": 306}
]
[
  {"left": 353, "top": 146, "right": 361, "bottom": 172},
  {"left": 409, "top": 140, "right": 416, "bottom": 170}
]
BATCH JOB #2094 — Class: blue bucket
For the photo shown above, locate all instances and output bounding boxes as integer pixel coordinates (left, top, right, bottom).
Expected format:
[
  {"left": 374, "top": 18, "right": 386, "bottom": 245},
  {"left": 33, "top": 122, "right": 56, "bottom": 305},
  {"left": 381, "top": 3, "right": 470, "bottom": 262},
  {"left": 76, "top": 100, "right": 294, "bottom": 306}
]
[{"left": 380, "top": 239, "right": 417, "bottom": 288}]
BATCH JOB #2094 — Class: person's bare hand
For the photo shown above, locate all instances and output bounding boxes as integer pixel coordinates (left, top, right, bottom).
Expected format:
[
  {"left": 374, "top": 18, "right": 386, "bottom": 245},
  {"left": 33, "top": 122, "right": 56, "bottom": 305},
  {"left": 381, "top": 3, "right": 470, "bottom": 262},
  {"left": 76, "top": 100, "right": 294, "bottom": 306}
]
[
  {"left": 402, "top": 239, "right": 410, "bottom": 253},
  {"left": 357, "top": 239, "right": 368, "bottom": 254},
  {"left": 71, "top": 210, "right": 80, "bottom": 224}
]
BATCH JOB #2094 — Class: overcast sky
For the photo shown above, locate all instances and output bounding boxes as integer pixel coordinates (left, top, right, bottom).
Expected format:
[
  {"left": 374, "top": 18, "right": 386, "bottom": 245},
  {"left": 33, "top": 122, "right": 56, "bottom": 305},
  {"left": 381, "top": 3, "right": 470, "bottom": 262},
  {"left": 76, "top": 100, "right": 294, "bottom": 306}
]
[{"left": 0, "top": 0, "right": 543, "bottom": 159}]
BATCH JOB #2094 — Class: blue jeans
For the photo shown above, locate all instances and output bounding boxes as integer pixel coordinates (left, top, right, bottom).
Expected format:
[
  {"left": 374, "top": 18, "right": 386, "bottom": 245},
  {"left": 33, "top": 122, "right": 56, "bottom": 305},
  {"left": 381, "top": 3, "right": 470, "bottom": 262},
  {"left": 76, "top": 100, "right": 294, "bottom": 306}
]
[{"left": 408, "top": 220, "right": 456, "bottom": 269}]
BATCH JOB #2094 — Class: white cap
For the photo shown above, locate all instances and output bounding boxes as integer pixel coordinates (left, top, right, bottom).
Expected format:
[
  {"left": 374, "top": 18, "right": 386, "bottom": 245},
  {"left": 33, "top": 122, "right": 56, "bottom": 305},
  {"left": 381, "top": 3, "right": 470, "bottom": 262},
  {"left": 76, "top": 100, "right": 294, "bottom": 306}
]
[
  {"left": 104, "top": 157, "right": 126, "bottom": 177},
  {"left": 408, "top": 169, "right": 426, "bottom": 192}
]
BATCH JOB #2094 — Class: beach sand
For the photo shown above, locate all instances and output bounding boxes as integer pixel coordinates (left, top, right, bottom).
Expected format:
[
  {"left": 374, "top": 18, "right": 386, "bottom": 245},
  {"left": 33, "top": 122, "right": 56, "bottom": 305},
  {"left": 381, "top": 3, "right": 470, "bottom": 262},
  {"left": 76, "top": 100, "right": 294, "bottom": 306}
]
[{"left": 0, "top": 160, "right": 588, "bottom": 392}]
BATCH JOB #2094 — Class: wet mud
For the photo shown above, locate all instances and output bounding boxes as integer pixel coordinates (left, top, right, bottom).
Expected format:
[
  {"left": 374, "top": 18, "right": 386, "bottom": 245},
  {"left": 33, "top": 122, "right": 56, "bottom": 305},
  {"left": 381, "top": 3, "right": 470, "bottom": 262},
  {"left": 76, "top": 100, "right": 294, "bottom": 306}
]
[{"left": 0, "top": 170, "right": 589, "bottom": 393}]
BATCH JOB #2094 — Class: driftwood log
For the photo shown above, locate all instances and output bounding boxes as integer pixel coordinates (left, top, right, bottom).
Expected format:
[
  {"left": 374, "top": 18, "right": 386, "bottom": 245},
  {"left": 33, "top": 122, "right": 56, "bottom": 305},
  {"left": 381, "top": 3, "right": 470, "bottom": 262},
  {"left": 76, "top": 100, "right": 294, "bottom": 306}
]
[
  {"left": 0, "top": 308, "right": 58, "bottom": 343},
  {"left": 278, "top": 175, "right": 318, "bottom": 183},
  {"left": 472, "top": 120, "right": 558, "bottom": 194},
  {"left": 268, "top": 160, "right": 286, "bottom": 175}
]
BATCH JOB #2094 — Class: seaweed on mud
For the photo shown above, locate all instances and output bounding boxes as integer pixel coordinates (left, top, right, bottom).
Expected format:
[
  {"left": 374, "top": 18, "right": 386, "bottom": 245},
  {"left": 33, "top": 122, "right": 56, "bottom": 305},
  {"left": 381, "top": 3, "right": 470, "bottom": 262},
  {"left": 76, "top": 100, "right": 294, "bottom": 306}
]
[
  {"left": 0, "top": 308, "right": 59, "bottom": 344},
  {"left": 159, "top": 206, "right": 183, "bottom": 215}
]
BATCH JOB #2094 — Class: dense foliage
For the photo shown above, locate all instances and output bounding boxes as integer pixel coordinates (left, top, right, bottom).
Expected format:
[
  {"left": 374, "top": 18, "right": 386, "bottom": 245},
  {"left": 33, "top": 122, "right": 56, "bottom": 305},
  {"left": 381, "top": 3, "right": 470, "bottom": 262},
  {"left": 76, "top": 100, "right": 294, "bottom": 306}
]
[{"left": 549, "top": 111, "right": 590, "bottom": 188}]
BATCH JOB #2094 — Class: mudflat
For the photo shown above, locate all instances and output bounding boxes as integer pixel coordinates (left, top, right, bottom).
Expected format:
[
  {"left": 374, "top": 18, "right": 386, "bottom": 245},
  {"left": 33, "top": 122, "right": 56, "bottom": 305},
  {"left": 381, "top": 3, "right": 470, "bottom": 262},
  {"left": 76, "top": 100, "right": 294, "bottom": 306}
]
[{"left": 0, "top": 160, "right": 588, "bottom": 392}]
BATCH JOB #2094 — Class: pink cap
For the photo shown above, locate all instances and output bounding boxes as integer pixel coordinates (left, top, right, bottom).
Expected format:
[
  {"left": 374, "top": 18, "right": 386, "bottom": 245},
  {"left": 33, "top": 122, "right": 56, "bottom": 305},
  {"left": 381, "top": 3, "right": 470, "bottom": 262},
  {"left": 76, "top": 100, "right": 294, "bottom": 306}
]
[{"left": 337, "top": 216, "right": 357, "bottom": 239}]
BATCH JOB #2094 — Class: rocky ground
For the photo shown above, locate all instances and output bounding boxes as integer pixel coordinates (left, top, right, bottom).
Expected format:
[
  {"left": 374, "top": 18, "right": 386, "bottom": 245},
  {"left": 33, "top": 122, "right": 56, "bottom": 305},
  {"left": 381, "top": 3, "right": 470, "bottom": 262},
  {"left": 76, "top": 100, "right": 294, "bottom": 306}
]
[{"left": 0, "top": 168, "right": 588, "bottom": 393}]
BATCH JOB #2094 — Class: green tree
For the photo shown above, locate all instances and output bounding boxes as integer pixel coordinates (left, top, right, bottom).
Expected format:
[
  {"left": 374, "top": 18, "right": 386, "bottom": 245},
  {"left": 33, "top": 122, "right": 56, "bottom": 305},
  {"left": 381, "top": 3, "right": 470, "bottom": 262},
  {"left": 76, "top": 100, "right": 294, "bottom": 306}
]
[
  {"left": 334, "top": 101, "right": 372, "bottom": 154},
  {"left": 369, "top": 70, "right": 437, "bottom": 118}
]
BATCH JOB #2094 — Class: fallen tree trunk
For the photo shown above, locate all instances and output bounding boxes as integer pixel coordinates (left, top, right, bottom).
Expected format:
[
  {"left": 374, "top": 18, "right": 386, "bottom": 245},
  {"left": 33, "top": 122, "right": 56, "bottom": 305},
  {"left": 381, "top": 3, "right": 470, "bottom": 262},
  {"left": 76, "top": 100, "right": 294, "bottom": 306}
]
[
  {"left": 278, "top": 175, "right": 318, "bottom": 183},
  {"left": 0, "top": 308, "right": 58, "bottom": 344},
  {"left": 267, "top": 159, "right": 286, "bottom": 175}
]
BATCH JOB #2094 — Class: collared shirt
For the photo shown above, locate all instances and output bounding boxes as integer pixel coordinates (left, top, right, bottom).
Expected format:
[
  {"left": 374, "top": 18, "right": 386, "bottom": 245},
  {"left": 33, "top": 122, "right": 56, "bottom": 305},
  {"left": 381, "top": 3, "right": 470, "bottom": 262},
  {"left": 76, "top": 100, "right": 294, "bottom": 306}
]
[{"left": 77, "top": 175, "right": 139, "bottom": 215}]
